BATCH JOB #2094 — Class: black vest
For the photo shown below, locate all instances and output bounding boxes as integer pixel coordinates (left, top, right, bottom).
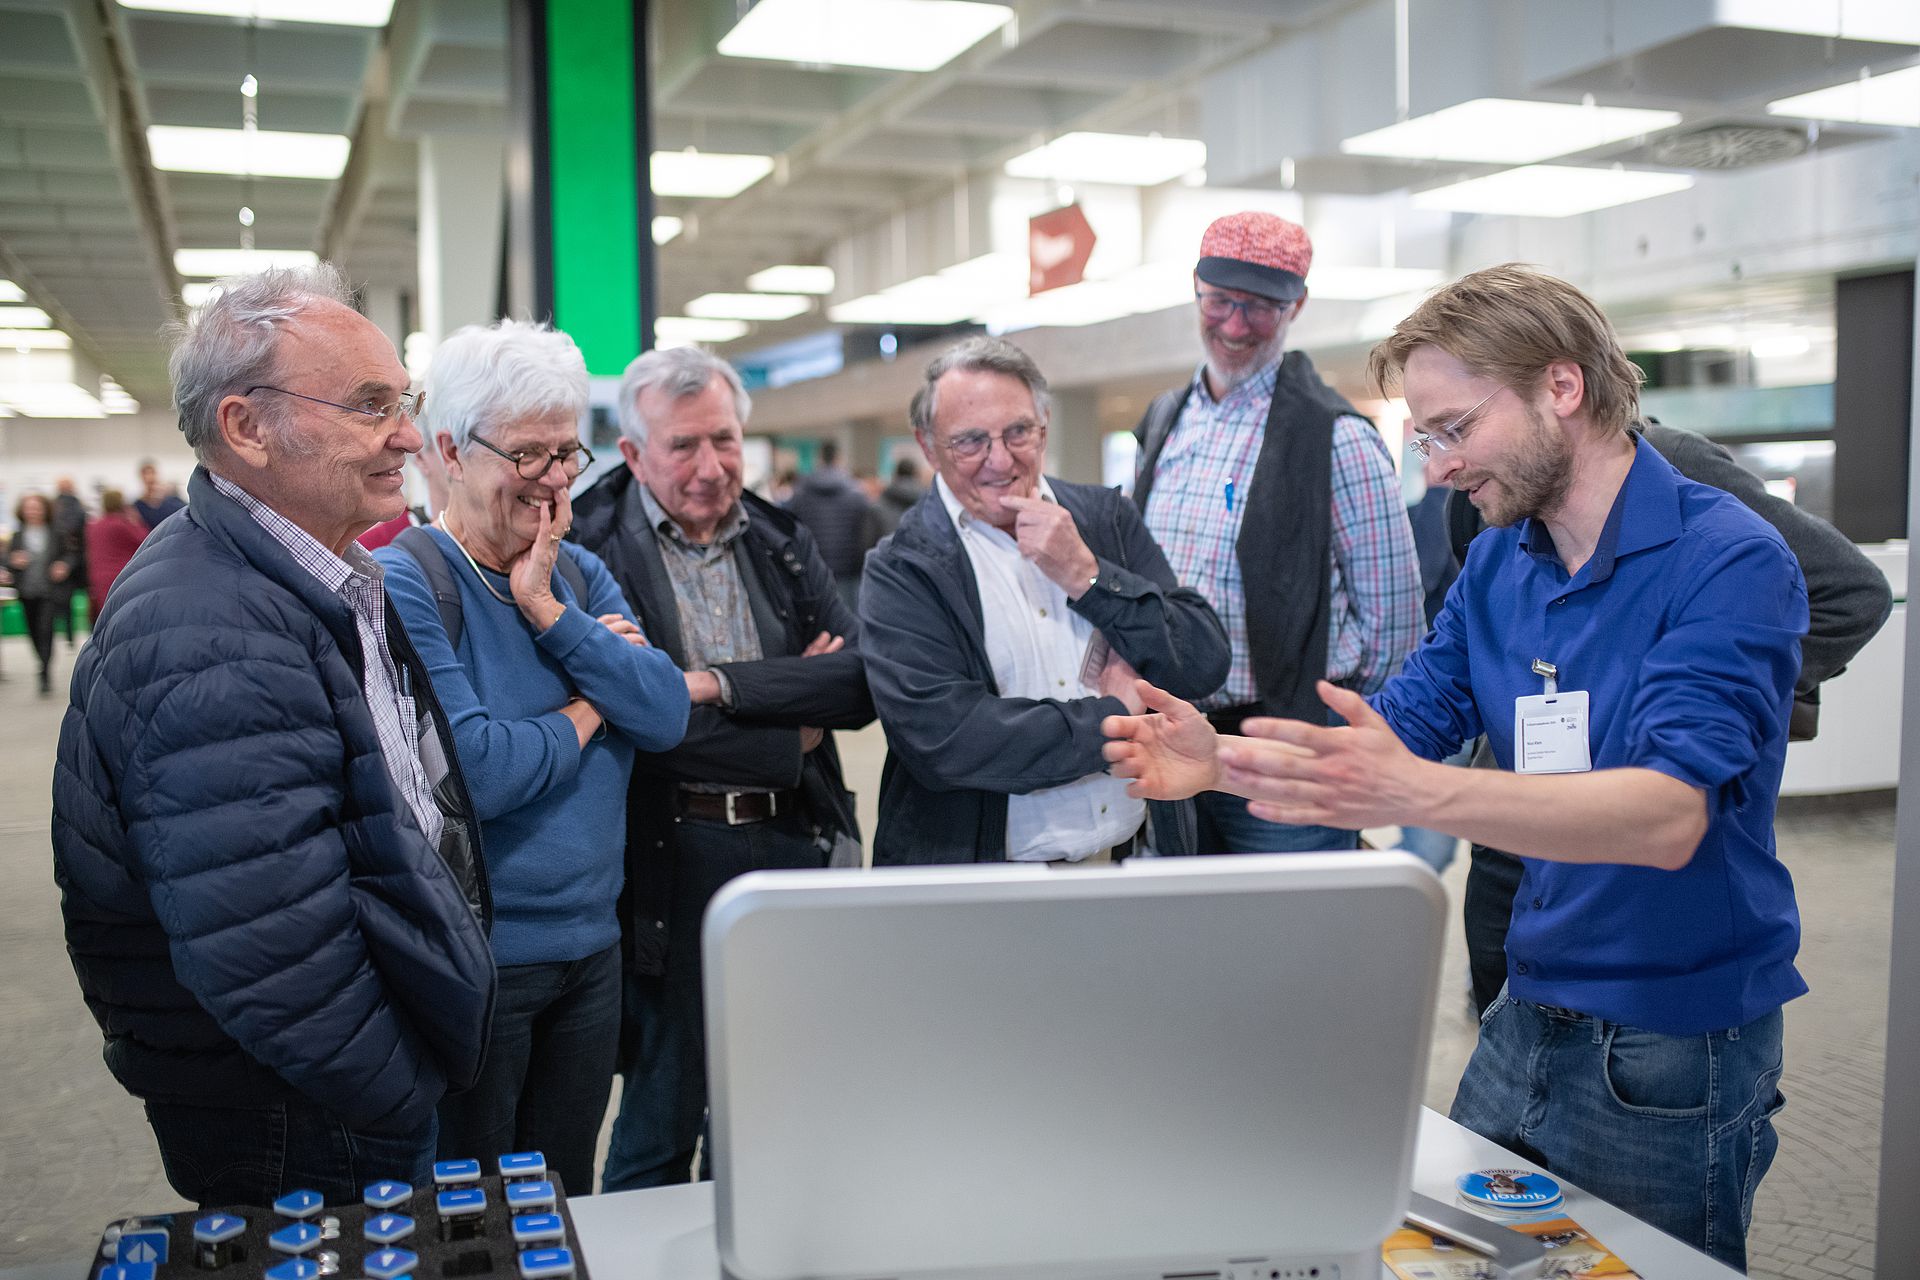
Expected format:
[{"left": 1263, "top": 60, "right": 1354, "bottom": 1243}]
[{"left": 1133, "top": 351, "right": 1362, "bottom": 726}]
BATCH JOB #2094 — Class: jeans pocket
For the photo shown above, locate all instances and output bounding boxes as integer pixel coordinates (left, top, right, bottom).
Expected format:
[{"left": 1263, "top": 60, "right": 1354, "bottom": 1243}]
[
  {"left": 1601, "top": 1024, "right": 1711, "bottom": 1119},
  {"left": 1478, "top": 985, "right": 1511, "bottom": 1030}
]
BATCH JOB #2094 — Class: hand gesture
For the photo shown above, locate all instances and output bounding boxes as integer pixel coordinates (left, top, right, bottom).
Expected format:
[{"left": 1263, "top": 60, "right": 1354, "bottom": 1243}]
[
  {"left": 7, "top": 549, "right": 28, "bottom": 570},
  {"left": 1222, "top": 682, "right": 1424, "bottom": 830},
  {"left": 800, "top": 726, "right": 824, "bottom": 752},
  {"left": 598, "top": 613, "right": 648, "bottom": 646},
  {"left": 799, "top": 631, "right": 844, "bottom": 657},
  {"left": 508, "top": 488, "right": 573, "bottom": 631},
  {"left": 48, "top": 561, "right": 69, "bottom": 583},
  {"left": 1101, "top": 681, "right": 1221, "bottom": 800},
  {"left": 999, "top": 495, "right": 1099, "bottom": 597}
]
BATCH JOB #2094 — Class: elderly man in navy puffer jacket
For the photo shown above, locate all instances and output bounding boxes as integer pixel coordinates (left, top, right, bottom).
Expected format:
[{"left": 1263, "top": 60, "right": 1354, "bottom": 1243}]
[{"left": 52, "top": 264, "right": 496, "bottom": 1208}]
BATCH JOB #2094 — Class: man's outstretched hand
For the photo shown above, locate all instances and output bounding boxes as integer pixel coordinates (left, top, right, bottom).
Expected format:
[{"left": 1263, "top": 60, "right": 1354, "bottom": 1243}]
[
  {"left": 1101, "top": 681, "right": 1221, "bottom": 800},
  {"left": 1226, "top": 681, "right": 1428, "bottom": 830}
]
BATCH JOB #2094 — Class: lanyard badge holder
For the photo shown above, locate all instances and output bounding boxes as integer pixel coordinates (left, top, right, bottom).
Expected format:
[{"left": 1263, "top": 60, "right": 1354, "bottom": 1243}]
[{"left": 1513, "top": 659, "right": 1591, "bottom": 774}]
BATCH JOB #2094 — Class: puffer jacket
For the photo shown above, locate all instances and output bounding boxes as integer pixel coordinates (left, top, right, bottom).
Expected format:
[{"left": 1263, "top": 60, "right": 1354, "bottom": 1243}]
[{"left": 52, "top": 467, "right": 496, "bottom": 1135}]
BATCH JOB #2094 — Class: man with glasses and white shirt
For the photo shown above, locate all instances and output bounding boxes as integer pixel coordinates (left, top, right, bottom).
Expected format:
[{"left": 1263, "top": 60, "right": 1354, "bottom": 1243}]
[
  {"left": 1134, "top": 211, "right": 1423, "bottom": 853},
  {"left": 860, "top": 336, "right": 1228, "bottom": 866},
  {"left": 53, "top": 265, "right": 495, "bottom": 1205}
]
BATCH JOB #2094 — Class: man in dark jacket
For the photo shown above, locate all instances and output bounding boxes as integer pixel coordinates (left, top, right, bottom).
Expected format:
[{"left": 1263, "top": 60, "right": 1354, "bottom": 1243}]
[
  {"left": 571, "top": 344, "right": 873, "bottom": 1191},
  {"left": 862, "top": 336, "right": 1230, "bottom": 865},
  {"left": 783, "top": 439, "right": 875, "bottom": 609},
  {"left": 51, "top": 477, "right": 87, "bottom": 646},
  {"left": 51, "top": 265, "right": 495, "bottom": 1206},
  {"left": 1451, "top": 420, "right": 1895, "bottom": 1014}
]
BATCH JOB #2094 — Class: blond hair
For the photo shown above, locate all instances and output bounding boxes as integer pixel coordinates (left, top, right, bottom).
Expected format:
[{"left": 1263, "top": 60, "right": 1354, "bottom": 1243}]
[{"left": 1368, "top": 264, "right": 1643, "bottom": 435}]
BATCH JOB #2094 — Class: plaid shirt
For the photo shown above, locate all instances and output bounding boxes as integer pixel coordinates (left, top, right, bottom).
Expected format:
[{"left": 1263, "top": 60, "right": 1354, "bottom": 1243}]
[
  {"left": 1142, "top": 361, "right": 1423, "bottom": 709},
  {"left": 209, "top": 473, "right": 443, "bottom": 847}
]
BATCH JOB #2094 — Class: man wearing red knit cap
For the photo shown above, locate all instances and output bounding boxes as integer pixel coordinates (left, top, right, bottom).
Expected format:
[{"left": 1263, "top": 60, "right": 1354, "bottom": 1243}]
[{"left": 1132, "top": 211, "right": 1423, "bottom": 853}]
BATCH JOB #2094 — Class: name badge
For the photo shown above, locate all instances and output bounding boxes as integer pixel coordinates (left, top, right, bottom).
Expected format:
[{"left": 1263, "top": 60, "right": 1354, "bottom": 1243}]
[{"left": 1514, "top": 690, "right": 1591, "bottom": 774}]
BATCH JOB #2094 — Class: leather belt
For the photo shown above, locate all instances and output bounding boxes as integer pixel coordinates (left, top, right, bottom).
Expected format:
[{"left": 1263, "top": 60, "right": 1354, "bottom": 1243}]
[{"left": 676, "top": 788, "right": 802, "bottom": 826}]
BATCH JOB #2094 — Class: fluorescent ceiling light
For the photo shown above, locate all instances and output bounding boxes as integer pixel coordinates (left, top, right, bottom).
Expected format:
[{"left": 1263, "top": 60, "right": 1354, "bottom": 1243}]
[
  {"left": 685, "top": 292, "right": 814, "bottom": 322},
  {"left": 1768, "top": 65, "right": 1920, "bottom": 128},
  {"left": 980, "top": 261, "right": 1193, "bottom": 332},
  {"left": 656, "top": 316, "right": 751, "bottom": 346},
  {"left": 652, "top": 151, "right": 774, "bottom": 199},
  {"left": 827, "top": 253, "right": 1027, "bottom": 327},
  {"left": 1306, "top": 266, "right": 1446, "bottom": 300},
  {"left": 748, "top": 264, "right": 835, "bottom": 294},
  {"left": 0, "top": 280, "right": 24, "bottom": 303},
  {"left": 118, "top": 0, "right": 394, "bottom": 25},
  {"left": 652, "top": 215, "right": 685, "bottom": 245},
  {"left": 1341, "top": 99, "right": 1682, "bottom": 165},
  {"left": 181, "top": 282, "right": 219, "bottom": 307},
  {"left": 718, "top": 0, "right": 1013, "bottom": 72},
  {"left": 0, "top": 382, "right": 107, "bottom": 419},
  {"left": 174, "top": 248, "right": 320, "bottom": 277},
  {"left": 1004, "top": 132, "right": 1207, "bottom": 187},
  {"left": 0, "top": 306, "right": 52, "bottom": 328},
  {"left": 1411, "top": 165, "right": 1693, "bottom": 218},
  {"left": 0, "top": 329, "right": 72, "bottom": 350},
  {"left": 147, "top": 124, "right": 351, "bottom": 180}
]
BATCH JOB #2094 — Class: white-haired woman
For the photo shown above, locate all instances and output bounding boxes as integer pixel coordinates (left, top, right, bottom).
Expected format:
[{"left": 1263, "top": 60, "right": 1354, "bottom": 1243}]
[{"left": 374, "top": 319, "right": 689, "bottom": 1192}]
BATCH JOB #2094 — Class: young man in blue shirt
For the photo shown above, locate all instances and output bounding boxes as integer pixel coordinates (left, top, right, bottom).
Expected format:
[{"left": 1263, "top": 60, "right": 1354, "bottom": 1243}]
[{"left": 1103, "top": 264, "right": 1807, "bottom": 1272}]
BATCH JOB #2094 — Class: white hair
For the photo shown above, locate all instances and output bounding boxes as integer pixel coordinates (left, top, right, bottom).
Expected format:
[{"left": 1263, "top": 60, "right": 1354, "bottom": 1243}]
[
  {"left": 165, "top": 263, "right": 355, "bottom": 459},
  {"left": 616, "top": 345, "right": 750, "bottom": 446},
  {"left": 423, "top": 319, "right": 589, "bottom": 449}
]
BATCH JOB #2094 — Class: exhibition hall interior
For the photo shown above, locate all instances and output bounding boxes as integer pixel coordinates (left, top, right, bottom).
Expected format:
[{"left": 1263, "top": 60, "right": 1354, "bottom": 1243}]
[{"left": 0, "top": 0, "right": 1916, "bottom": 1277}]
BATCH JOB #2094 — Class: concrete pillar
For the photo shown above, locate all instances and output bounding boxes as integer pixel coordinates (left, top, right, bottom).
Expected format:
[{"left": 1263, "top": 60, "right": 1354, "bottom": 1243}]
[
  {"left": 418, "top": 133, "right": 506, "bottom": 345},
  {"left": 361, "top": 284, "right": 407, "bottom": 356},
  {"left": 1048, "top": 388, "right": 1104, "bottom": 485}
]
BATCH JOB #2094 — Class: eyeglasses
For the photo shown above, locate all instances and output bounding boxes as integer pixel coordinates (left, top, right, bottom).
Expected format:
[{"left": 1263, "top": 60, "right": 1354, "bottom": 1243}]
[
  {"left": 468, "top": 432, "right": 596, "bottom": 480},
  {"left": 245, "top": 384, "right": 419, "bottom": 424},
  {"left": 940, "top": 421, "right": 1043, "bottom": 462},
  {"left": 1195, "top": 290, "right": 1287, "bottom": 329},
  {"left": 1411, "top": 386, "right": 1503, "bottom": 460}
]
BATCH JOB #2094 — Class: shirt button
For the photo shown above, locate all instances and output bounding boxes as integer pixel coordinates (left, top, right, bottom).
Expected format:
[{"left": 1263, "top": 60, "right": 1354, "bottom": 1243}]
[
  {"left": 1099, "top": 804, "right": 1107, "bottom": 814},
  {"left": 1038, "top": 608, "right": 1048, "bottom": 618},
  {"left": 1515, "top": 961, "right": 1530, "bottom": 975},
  {"left": 1057, "top": 679, "right": 1066, "bottom": 687},
  {"left": 1532, "top": 897, "right": 1543, "bottom": 909}
]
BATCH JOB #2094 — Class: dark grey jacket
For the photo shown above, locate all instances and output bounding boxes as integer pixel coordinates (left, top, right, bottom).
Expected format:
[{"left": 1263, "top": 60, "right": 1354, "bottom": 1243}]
[{"left": 860, "top": 477, "right": 1230, "bottom": 864}]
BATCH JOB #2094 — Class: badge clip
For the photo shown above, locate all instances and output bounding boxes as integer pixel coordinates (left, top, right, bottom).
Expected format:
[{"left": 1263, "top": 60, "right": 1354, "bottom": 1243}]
[{"left": 1530, "top": 658, "right": 1558, "bottom": 697}]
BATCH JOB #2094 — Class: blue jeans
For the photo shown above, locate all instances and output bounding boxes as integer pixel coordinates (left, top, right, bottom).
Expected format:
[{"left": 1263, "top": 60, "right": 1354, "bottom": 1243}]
[
  {"left": 1194, "top": 789, "right": 1359, "bottom": 854},
  {"left": 144, "top": 1097, "right": 435, "bottom": 1207},
  {"left": 436, "top": 943, "right": 621, "bottom": 1196},
  {"left": 1450, "top": 991, "right": 1785, "bottom": 1273},
  {"left": 601, "top": 811, "right": 823, "bottom": 1192}
]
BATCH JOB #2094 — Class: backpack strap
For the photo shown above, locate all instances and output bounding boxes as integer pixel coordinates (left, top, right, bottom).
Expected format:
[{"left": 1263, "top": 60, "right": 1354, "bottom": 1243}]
[
  {"left": 554, "top": 542, "right": 589, "bottom": 607},
  {"left": 393, "top": 524, "right": 465, "bottom": 649}
]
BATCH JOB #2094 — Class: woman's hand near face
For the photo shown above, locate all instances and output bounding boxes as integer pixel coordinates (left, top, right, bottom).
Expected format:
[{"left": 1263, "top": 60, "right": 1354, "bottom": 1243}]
[{"left": 509, "top": 487, "right": 573, "bottom": 631}]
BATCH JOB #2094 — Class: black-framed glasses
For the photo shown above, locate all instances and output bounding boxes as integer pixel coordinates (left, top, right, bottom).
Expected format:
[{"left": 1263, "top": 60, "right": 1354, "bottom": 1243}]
[
  {"left": 1411, "top": 386, "right": 1502, "bottom": 460},
  {"left": 1195, "top": 290, "right": 1286, "bottom": 329},
  {"left": 468, "top": 432, "right": 596, "bottom": 480},
  {"left": 245, "top": 384, "right": 419, "bottom": 424},
  {"left": 941, "top": 421, "right": 1043, "bottom": 462}
]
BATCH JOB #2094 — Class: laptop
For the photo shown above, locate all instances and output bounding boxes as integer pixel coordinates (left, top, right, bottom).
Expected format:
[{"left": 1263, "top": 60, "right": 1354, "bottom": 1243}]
[{"left": 703, "top": 852, "right": 1447, "bottom": 1280}]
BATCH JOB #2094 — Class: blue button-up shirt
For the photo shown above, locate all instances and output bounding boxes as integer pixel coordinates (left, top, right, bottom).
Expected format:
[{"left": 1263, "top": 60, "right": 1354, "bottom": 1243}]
[{"left": 1374, "top": 435, "right": 1809, "bottom": 1035}]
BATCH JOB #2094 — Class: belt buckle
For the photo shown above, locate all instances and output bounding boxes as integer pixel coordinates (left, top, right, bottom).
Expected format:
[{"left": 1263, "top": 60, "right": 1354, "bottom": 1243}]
[
  {"left": 724, "top": 792, "right": 742, "bottom": 825},
  {"left": 722, "top": 791, "right": 774, "bottom": 825}
]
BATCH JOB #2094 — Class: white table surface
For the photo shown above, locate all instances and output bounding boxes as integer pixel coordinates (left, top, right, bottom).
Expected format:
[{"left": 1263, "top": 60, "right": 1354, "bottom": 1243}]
[{"left": 567, "top": 1107, "right": 1741, "bottom": 1279}]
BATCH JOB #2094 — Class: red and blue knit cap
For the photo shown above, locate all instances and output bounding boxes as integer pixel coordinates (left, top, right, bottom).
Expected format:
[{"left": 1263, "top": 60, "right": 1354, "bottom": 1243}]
[{"left": 1195, "top": 211, "right": 1312, "bottom": 303}]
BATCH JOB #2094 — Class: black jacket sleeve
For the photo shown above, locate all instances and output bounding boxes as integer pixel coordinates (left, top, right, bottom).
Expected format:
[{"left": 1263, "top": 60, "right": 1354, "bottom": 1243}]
[
  {"left": 1067, "top": 495, "right": 1230, "bottom": 702},
  {"left": 715, "top": 536, "right": 876, "bottom": 730}
]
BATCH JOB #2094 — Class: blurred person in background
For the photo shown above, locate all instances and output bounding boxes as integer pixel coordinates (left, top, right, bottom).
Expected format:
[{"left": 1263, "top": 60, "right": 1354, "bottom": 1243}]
[
  {"left": 84, "top": 489, "right": 148, "bottom": 623},
  {"left": 5, "top": 492, "right": 72, "bottom": 694},
  {"left": 133, "top": 458, "right": 185, "bottom": 529},
  {"left": 54, "top": 264, "right": 495, "bottom": 1206},
  {"left": 863, "top": 455, "right": 927, "bottom": 543},
  {"left": 51, "top": 477, "right": 88, "bottom": 647},
  {"left": 374, "top": 319, "right": 690, "bottom": 1195},
  {"left": 783, "top": 439, "right": 875, "bottom": 609}
]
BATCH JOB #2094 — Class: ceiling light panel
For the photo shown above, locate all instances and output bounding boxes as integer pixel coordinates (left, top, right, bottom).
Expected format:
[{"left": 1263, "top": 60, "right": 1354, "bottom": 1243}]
[
  {"left": 148, "top": 125, "right": 351, "bottom": 179},
  {"left": 1412, "top": 166, "right": 1693, "bottom": 218},
  {"left": 652, "top": 151, "right": 774, "bottom": 199},
  {"left": 0, "top": 280, "right": 24, "bottom": 303},
  {"left": 685, "top": 293, "right": 814, "bottom": 321},
  {"left": 0, "top": 329, "right": 72, "bottom": 350},
  {"left": 118, "top": 0, "right": 394, "bottom": 24},
  {"left": 174, "top": 248, "right": 321, "bottom": 277},
  {"left": 718, "top": 0, "right": 1013, "bottom": 72},
  {"left": 1004, "top": 133, "right": 1207, "bottom": 187},
  {"left": 1305, "top": 267, "right": 1446, "bottom": 300},
  {"left": 652, "top": 216, "right": 685, "bottom": 245},
  {"left": 656, "top": 316, "right": 751, "bottom": 346},
  {"left": 1340, "top": 99, "right": 1683, "bottom": 165},
  {"left": 1768, "top": 65, "right": 1920, "bottom": 128},
  {"left": 748, "top": 265, "right": 836, "bottom": 294},
  {"left": 0, "top": 306, "right": 53, "bottom": 328}
]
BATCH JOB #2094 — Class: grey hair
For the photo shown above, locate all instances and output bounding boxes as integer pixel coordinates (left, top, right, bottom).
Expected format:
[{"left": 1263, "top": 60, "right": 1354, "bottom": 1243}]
[
  {"left": 617, "top": 345, "right": 750, "bottom": 446},
  {"left": 165, "top": 263, "right": 355, "bottom": 459},
  {"left": 909, "top": 336, "right": 1052, "bottom": 436},
  {"left": 422, "top": 319, "right": 589, "bottom": 451}
]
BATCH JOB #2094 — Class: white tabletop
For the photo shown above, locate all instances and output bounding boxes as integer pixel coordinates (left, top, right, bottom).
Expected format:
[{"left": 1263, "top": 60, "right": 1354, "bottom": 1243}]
[{"left": 567, "top": 1108, "right": 1740, "bottom": 1279}]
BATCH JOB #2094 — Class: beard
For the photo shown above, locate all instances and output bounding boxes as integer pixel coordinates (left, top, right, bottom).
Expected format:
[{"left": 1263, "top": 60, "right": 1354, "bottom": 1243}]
[
  {"left": 1203, "top": 328, "right": 1287, "bottom": 393},
  {"left": 1464, "top": 403, "right": 1572, "bottom": 528}
]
